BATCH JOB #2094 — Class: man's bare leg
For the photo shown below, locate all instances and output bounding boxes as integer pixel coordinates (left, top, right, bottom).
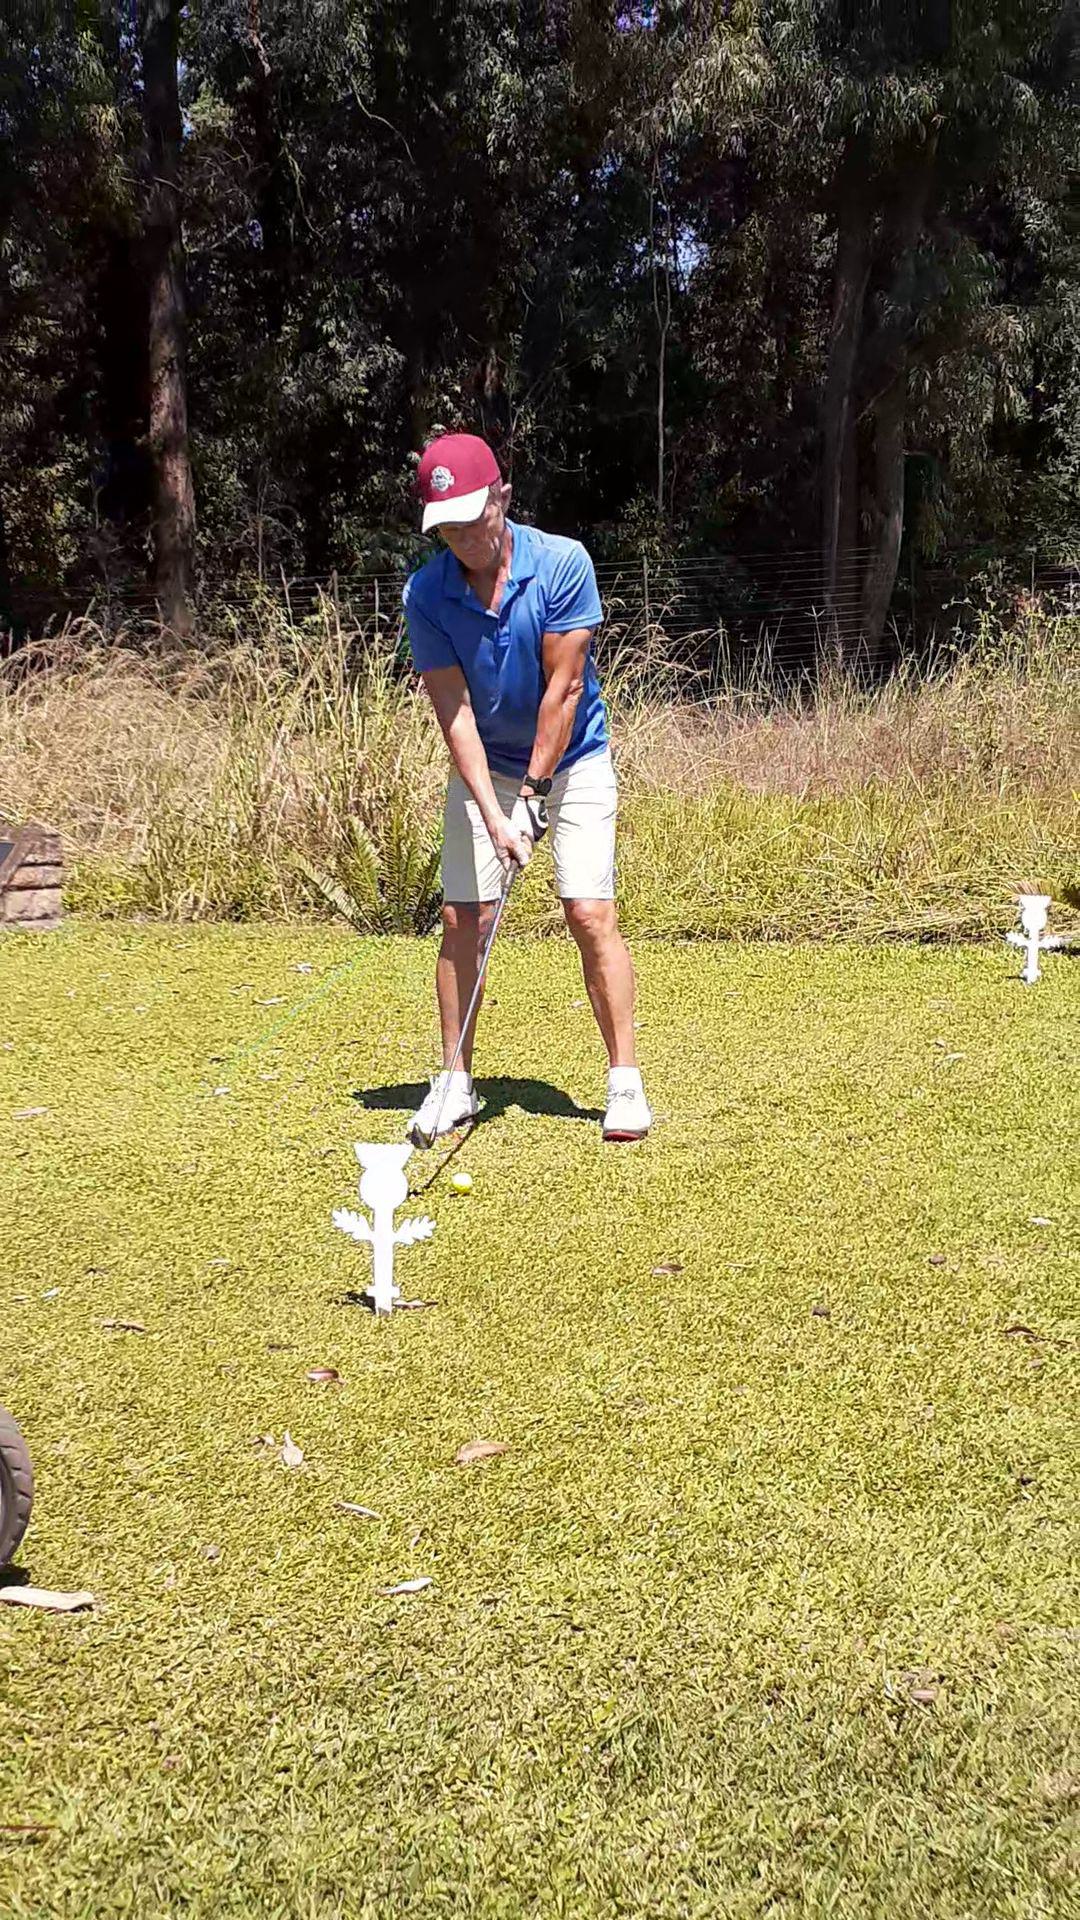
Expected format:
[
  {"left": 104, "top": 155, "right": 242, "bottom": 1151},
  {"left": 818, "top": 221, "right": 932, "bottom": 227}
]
[
  {"left": 562, "top": 898, "right": 650, "bottom": 1137},
  {"left": 436, "top": 900, "right": 496, "bottom": 1072},
  {"left": 561, "top": 898, "right": 637, "bottom": 1064}
]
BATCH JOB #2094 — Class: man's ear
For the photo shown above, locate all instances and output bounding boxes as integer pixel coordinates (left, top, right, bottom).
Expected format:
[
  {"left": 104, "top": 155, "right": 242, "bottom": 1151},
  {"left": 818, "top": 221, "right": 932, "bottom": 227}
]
[{"left": 499, "top": 482, "right": 513, "bottom": 512}]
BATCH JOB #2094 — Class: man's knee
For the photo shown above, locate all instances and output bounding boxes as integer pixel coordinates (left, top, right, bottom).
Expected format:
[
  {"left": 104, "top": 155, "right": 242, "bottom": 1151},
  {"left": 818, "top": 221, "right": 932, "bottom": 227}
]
[
  {"left": 563, "top": 897, "right": 618, "bottom": 948},
  {"left": 442, "top": 901, "right": 496, "bottom": 949}
]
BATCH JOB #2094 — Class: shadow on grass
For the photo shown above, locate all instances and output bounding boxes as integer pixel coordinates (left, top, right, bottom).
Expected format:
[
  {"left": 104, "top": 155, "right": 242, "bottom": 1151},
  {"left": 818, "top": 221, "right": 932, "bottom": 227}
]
[{"left": 353, "top": 1077, "right": 604, "bottom": 1125}]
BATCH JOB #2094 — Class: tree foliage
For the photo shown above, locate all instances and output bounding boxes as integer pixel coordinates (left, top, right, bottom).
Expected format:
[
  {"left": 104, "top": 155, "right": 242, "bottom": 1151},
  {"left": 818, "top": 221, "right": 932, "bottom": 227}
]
[{"left": 0, "top": 0, "right": 1076, "bottom": 647}]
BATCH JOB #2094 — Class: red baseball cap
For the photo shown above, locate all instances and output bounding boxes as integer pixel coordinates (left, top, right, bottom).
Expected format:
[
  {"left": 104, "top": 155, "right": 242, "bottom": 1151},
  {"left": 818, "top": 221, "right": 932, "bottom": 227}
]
[{"left": 417, "top": 433, "right": 501, "bottom": 532}]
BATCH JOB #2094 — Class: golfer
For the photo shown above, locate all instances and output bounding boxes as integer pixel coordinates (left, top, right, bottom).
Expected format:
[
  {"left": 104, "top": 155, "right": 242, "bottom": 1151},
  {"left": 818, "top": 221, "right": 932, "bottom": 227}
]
[{"left": 403, "top": 431, "right": 652, "bottom": 1145}]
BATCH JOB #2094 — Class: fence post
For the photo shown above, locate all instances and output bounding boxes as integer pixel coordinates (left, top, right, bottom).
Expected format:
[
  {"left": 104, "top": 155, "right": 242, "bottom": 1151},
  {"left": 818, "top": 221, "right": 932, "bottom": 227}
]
[{"left": 642, "top": 553, "right": 651, "bottom": 639}]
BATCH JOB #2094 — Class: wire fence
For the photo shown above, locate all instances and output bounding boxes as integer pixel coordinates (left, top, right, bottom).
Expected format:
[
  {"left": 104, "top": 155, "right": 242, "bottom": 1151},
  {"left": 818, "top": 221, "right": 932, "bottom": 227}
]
[{"left": 6, "top": 545, "right": 1079, "bottom": 681}]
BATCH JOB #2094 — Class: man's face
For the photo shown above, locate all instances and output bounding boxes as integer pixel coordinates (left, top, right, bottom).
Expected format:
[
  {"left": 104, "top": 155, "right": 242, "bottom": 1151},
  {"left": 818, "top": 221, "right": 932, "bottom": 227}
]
[{"left": 438, "top": 484, "right": 512, "bottom": 572}]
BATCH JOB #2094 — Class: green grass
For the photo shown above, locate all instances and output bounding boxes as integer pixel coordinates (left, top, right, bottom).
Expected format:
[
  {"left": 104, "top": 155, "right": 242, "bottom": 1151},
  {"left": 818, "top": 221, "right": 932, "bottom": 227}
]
[{"left": 1, "top": 921, "right": 1078, "bottom": 1919}]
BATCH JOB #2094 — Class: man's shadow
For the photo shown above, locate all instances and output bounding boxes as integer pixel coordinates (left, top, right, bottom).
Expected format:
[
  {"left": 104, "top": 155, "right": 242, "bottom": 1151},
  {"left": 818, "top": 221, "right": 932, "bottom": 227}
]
[{"left": 353, "top": 1076, "right": 604, "bottom": 1126}]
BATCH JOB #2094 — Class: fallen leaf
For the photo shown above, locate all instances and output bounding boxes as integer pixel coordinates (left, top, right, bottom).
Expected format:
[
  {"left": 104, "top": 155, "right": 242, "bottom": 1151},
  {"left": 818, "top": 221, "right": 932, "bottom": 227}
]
[
  {"left": 1030, "top": 1216, "right": 1052, "bottom": 1227},
  {"left": 306, "top": 1366, "right": 341, "bottom": 1387},
  {"left": 376, "top": 1577, "right": 432, "bottom": 1597},
  {"left": 811, "top": 1303, "right": 831, "bottom": 1319},
  {"left": 212, "top": 1086, "right": 230, "bottom": 1097},
  {"left": 254, "top": 996, "right": 286, "bottom": 1006},
  {"left": 266, "top": 1341, "right": 295, "bottom": 1352},
  {"left": 1039, "top": 1770, "right": 1080, "bottom": 1803},
  {"left": 909, "top": 1687, "right": 938, "bottom": 1706},
  {"left": 101, "top": 1319, "right": 146, "bottom": 1334},
  {"left": 396, "top": 1298, "right": 438, "bottom": 1312},
  {"left": 336, "top": 1501, "right": 381, "bottom": 1520},
  {"left": 293, "top": 963, "right": 313, "bottom": 974},
  {"left": 201, "top": 1544, "right": 222, "bottom": 1562},
  {"left": 927, "top": 1253, "right": 946, "bottom": 1267},
  {"left": 252, "top": 1431, "right": 276, "bottom": 1449},
  {"left": 408, "top": 1528, "right": 425, "bottom": 1550},
  {"left": 0, "top": 1586, "right": 95, "bottom": 1613},
  {"left": 40, "top": 1288, "right": 60, "bottom": 1301},
  {"left": 652, "top": 1262, "right": 684, "bottom": 1276},
  {"left": 1003, "top": 1323, "right": 1043, "bottom": 1341},
  {"left": 455, "top": 1439, "right": 509, "bottom": 1467},
  {"left": 12, "top": 1107, "right": 49, "bottom": 1120},
  {"left": 280, "top": 1432, "right": 304, "bottom": 1469}
]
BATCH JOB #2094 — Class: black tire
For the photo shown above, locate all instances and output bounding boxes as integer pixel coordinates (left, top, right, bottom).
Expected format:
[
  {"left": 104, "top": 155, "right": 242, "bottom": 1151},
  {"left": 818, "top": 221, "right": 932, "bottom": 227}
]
[{"left": 0, "top": 1405, "right": 34, "bottom": 1567}]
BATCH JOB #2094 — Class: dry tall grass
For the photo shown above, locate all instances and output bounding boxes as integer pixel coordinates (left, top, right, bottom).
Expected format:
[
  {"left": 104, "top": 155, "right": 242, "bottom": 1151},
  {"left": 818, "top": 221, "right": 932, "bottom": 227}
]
[{"left": 1, "top": 601, "right": 1077, "bottom": 939}]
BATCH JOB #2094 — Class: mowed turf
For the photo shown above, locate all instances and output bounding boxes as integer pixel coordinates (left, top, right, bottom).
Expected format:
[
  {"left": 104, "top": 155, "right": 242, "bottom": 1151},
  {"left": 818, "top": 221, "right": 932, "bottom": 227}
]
[{"left": 1, "top": 923, "right": 1078, "bottom": 1920}]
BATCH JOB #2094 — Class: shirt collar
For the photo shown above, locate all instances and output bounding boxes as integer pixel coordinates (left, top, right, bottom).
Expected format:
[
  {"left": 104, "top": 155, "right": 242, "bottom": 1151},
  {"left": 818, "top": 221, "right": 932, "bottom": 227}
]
[
  {"left": 507, "top": 521, "right": 537, "bottom": 586},
  {"left": 442, "top": 520, "right": 536, "bottom": 603}
]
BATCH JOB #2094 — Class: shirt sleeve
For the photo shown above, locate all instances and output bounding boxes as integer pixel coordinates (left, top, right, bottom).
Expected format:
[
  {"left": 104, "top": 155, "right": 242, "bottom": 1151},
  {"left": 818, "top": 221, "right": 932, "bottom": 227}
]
[
  {"left": 543, "top": 542, "right": 603, "bottom": 633},
  {"left": 402, "top": 573, "right": 458, "bottom": 672}
]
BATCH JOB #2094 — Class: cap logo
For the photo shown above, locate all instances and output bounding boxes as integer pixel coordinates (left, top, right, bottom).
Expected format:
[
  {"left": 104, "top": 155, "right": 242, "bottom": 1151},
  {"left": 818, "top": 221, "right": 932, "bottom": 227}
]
[{"left": 430, "top": 465, "right": 454, "bottom": 494}]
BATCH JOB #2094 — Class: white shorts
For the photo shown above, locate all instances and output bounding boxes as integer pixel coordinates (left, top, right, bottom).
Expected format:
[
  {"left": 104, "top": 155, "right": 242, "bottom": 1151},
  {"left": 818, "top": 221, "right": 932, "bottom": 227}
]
[{"left": 442, "top": 748, "right": 618, "bottom": 903}]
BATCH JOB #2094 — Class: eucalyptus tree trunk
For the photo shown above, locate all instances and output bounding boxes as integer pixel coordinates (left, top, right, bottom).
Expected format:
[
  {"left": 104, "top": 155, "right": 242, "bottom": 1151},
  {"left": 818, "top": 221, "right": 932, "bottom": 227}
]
[
  {"left": 820, "top": 139, "right": 874, "bottom": 657},
  {"left": 857, "top": 131, "right": 939, "bottom": 666},
  {"left": 0, "top": 489, "right": 12, "bottom": 640},
  {"left": 247, "top": 0, "right": 288, "bottom": 338},
  {"left": 142, "top": 0, "right": 195, "bottom": 636},
  {"left": 859, "top": 374, "right": 905, "bottom": 659},
  {"left": 473, "top": 342, "right": 511, "bottom": 456}
]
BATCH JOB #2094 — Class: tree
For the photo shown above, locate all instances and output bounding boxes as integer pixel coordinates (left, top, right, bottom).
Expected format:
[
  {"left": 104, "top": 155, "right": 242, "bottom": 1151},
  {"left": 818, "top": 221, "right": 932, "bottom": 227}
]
[
  {"left": 141, "top": 0, "right": 195, "bottom": 632},
  {"left": 765, "top": 0, "right": 1080, "bottom": 660},
  {"left": 0, "top": 0, "right": 119, "bottom": 615},
  {"left": 0, "top": 0, "right": 1076, "bottom": 653}
]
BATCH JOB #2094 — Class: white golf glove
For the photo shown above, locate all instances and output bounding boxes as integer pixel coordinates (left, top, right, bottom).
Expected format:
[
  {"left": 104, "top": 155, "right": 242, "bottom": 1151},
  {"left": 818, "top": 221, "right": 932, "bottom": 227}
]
[{"left": 509, "top": 794, "right": 549, "bottom": 849}]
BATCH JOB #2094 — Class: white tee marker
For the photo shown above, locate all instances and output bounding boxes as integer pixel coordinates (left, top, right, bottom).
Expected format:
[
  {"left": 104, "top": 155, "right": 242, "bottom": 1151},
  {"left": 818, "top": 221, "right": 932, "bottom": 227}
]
[
  {"left": 1006, "top": 893, "right": 1053, "bottom": 984},
  {"left": 333, "top": 1144, "right": 434, "bottom": 1315}
]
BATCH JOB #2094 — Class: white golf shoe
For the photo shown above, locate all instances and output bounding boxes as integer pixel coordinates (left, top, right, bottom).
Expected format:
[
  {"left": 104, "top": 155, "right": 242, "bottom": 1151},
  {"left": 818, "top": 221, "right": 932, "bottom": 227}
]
[
  {"left": 409, "top": 1072, "right": 479, "bottom": 1147},
  {"left": 602, "top": 1077, "right": 652, "bottom": 1142}
]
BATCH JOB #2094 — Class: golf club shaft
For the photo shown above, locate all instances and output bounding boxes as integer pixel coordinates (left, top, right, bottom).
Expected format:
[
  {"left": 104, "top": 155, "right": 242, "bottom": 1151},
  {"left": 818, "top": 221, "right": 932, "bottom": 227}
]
[{"left": 419, "top": 858, "right": 518, "bottom": 1143}]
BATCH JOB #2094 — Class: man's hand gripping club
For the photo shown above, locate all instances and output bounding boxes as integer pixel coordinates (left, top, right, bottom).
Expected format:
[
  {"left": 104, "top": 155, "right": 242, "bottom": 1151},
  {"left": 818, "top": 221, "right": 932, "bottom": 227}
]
[{"left": 491, "top": 792, "right": 548, "bottom": 872}]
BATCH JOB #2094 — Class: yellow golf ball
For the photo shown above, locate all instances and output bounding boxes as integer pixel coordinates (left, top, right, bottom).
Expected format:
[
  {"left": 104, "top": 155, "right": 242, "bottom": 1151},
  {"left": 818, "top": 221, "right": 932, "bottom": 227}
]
[{"left": 450, "top": 1171, "right": 474, "bottom": 1195}]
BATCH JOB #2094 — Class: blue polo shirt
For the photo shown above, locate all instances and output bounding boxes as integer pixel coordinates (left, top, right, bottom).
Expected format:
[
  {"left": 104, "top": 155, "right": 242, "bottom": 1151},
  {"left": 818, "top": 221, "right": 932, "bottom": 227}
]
[{"left": 402, "top": 520, "right": 608, "bottom": 778}]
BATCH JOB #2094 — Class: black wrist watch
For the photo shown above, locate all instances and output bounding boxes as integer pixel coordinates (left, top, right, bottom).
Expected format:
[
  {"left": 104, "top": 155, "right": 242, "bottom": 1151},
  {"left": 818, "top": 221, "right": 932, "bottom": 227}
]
[{"left": 521, "top": 774, "right": 553, "bottom": 797}]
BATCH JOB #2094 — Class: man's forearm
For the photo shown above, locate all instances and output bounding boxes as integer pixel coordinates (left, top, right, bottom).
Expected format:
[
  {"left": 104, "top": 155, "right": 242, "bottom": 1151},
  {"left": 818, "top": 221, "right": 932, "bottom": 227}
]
[
  {"left": 525, "top": 682, "right": 583, "bottom": 785},
  {"left": 443, "top": 707, "right": 503, "bottom": 830}
]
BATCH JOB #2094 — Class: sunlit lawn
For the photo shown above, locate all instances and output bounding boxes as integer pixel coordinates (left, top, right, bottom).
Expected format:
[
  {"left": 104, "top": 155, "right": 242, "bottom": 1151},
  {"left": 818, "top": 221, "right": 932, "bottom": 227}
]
[{"left": 1, "top": 922, "right": 1078, "bottom": 1919}]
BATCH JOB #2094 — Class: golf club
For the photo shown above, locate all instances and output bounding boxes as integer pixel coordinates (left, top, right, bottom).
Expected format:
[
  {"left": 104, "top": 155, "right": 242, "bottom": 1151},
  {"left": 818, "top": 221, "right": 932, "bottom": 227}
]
[{"left": 409, "top": 856, "right": 519, "bottom": 1149}]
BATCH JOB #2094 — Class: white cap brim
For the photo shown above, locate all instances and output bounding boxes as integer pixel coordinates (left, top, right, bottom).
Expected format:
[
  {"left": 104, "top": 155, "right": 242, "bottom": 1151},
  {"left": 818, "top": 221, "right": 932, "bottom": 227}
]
[{"left": 421, "top": 484, "right": 490, "bottom": 533}]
